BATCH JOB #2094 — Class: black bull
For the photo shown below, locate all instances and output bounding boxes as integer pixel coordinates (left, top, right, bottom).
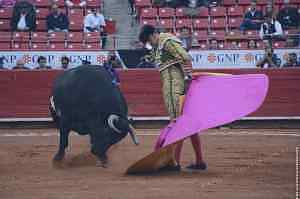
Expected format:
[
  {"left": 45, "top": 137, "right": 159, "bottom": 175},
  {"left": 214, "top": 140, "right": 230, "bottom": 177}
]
[{"left": 50, "top": 65, "right": 139, "bottom": 166}]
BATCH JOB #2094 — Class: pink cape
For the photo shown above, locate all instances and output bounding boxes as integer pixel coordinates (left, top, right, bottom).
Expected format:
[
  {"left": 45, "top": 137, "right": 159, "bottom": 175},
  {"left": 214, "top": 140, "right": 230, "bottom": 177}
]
[{"left": 155, "top": 74, "right": 269, "bottom": 150}]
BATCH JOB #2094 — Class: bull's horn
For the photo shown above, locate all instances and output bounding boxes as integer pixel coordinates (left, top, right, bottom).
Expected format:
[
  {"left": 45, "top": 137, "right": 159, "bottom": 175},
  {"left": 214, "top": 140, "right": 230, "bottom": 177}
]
[
  {"left": 128, "top": 124, "right": 139, "bottom": 145},
  {"left": 107, "top": 114, "right": 122, "bottom": 134}
]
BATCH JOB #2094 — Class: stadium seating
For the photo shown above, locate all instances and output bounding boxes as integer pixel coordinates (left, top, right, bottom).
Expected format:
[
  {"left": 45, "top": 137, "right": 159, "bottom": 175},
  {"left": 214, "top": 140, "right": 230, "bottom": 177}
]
[
  {"left": 0, "top": 19, "right": 10, "bottom": 31},
  {"left": 210, "top": 18, "right": 227, "bottom": 30},
  {"left": 0, "top": 7, "right": 13, "bottom": 19},
  {"left": 193, "top": 18, "right": 209, "bottom": 30},
  {"left": 141, "top": 18, "right": 157, "bottom": 26},
  {"left": 227, "top": 6, "right": 243, "bottom": 17},
  {"left": 196, "top": 7, "right": 209, "bottom": 18},
  {"left": 158, "top": 7, "right": 175, "bottom": 19},
  {"left": 175, "top": 18, "right": 193, "bottom": 30},
  {"left": 140, "top": 7, "right": 157, "bottom": 19},
  {"left": 158, "top": 19, "right": 174, "bottom": 31},
  {"left": 228, "top": 17, "right": 243, "bottom": 29},
  {"left": 36, "top": 8, "right": 49, "bottom": 19},
  {"left": 210, "top": 7, "right": 226, "bottom": 17}
]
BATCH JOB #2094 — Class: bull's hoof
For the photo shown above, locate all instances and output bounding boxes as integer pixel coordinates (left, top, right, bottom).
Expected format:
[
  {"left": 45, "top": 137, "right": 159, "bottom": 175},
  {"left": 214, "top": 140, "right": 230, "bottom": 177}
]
[{"left": 53, "top": 153, "right": 65, "bottom": 161}]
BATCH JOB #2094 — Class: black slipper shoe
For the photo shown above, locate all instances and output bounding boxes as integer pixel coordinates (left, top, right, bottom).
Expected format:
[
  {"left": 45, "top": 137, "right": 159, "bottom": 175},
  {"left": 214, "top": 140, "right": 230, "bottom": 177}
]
[
  {"left": 186, "top": 162, "right": 207, "bottom": 170},
  {"left": 158, "top": 164, "right": 181, "bottom": 172}
]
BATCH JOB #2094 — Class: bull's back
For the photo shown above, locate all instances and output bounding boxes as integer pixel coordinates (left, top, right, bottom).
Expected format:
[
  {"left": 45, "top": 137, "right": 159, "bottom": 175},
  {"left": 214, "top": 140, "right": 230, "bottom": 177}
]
[{"left": 52, "top": 65, "right": 127, "bottom": 121}]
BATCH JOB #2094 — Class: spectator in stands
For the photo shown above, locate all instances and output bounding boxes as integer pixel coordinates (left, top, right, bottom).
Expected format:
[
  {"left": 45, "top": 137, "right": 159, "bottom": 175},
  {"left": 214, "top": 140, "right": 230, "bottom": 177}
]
[
  {"left": 10, "top": 1, "right": 36, "bottom": 31},
  {"left": 283, "top": 53, "right": 299, "bottom": 67},
  {"left": 102, "top": 52, "right": 121, "bottom": 86},
  {"left": 12, "top": 59, "right": 29, "bottom": 70},
  {"left": 128, "top": 0, "right": 135, "bottom": 15},
  {"left": 0, "top": 0, "right": 16, "bottom": 7},
  {"left": 0, "top": 56, "right": 6, "bottom": 69},
  {"left": 178, "top": 27, "right": 193, "bottom": 50},
  {"left": 240, "top": 1, "right": 264, "bottom": 32},
  {"left": 256, "top": 45, "right": 281, "bottom": 68},
  {"left": 248, "top": 39, "right": 257, "bottom": 49},
  {"left": 65, "top": 0, "right": 87, "bottom": 8},
  {"left": 259, "top": 12, "right": 283, "bottom": 42},
  {"left": 277, "top": 0, "right": 300, "bottom": 29},
  {"left": 35, "top": 56, "right": 52, "bottom": 69},
  {"left": 84, "top": 8, "right": 107, "bottom": 48},
  {"left": 47, "top": 4, "right": 69, "bottom": 33},
  {"left": 209, "top": 39, "right": 219, "bottom": 49},
  {"left": 61, "top": 56, "right": 70, "bottom": 69}
]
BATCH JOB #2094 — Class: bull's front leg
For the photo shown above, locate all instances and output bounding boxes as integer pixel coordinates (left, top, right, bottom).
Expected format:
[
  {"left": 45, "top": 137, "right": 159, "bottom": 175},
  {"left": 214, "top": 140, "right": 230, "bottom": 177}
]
[
  {"left": 90, "top": 130, "right": 110, "bottom": 168},
  {"left": 53, "top": 127, "right": 70, "bottom": 161}
]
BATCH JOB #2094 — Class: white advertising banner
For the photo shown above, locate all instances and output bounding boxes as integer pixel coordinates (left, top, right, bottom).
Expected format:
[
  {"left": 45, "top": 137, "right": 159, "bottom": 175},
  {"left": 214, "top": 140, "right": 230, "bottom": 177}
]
[
  {"left": 190, "top": 49, "right": 300, "bottom": 69},
  {"left": 0, "top": 51, "right": 109, "bottom": 69}
]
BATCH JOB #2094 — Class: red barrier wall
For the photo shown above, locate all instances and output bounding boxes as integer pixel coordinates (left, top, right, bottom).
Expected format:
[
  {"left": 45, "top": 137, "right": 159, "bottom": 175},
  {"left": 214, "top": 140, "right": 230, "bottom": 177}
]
[{"left": 0, "top": 68, "right": 300, "bottom": 119}]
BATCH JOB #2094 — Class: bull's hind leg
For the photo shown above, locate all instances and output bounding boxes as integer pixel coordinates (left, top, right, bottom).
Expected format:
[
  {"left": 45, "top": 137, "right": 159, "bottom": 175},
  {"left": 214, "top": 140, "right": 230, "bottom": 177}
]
[{"left": 54, "top": 126, "right": 70, "bottom": 161}]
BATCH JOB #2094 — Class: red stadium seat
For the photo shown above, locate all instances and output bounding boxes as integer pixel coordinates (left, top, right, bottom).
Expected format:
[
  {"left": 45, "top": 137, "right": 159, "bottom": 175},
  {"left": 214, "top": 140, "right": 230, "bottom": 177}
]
[
  {"left": 228, "top": 17, "right": 243, "bottom": 29},
  {"left": 158, "top": 19, "right": 174, "bottom": 30},
  {"left": 135, "top": 0, "right": 152, "bottom": 8},
  {"left": 210, "top": 18, "right": 227, "bottom": 29},
  {"left": 209, "top": 30, "right": 226, "bottom": 40},
  {"left": 85, "top": 42, "right": 102, "bottom": 49},
  {"left": 11, "top": 42, "right": 30, "bottom": 50},
  {"left": 31, "top": 42, "right": 49, "bottom": 50},
  {"left": 210, "top": 7, "right": 226, "bottom": 17},
  {"left": 239, "top": 0, "right": 252, "bottom": 6},
  {"left": 0, "top": 7, "right": 13, "bottom": 19},
  {"left": 256, "top": 41, "right": 264, "bottom": 49},
  {"left": 223, "top": 0, "right": 237, "bottom": 7},
  {"left": 193, "top": 30, "right": 208, "bottom": 41},
  {"left": 36, "top": 8, "right": 49, "bottom": 19},
  {"left": 31, "top": 32, "right": 49, "bottom": 43},
  {"left": 86, "top": 0, "right": 102, "bottom": 8},
  {"left": 141, "top": 19, "right": 157, "bottom": 26},
  {"left": 0, "top": 42, "right": 10, "bottom": 50},
  {"left": 284, "top": 29, "right": 299, "bottom": 36},
  {"left": 48, "top": 32, "right": 66, "bottom": 43},
  {"left": 227, "top": 6, "right": 243, "bottom": 17},
  {"left": 159, "top": 7, "right": 175, "bottom": 18},
  {"left": 256, "top": 0, "right": 268, "bottom": 6},
  {"left": 67, "top": 32, "right": 83, "bottom": 43},
  {"left": 273, "top": 41, "right": 286, "bottom": 48},
  {"left": 239, "top": 41, "right": 248, "bottom": 49},
  {"left": 69, "top": 15, "right": 84, "bottom": 31},
  {"left": 175, "top": 8, "right": 187, "bottom": 18},
  {"left": 245, "top": 30, "right": 259, "bottom": 40},
  {"left": 140, "top": 8, "right": 157, "bottom": 19},
  {"left": 193, "top": 18, "right": 209, "bottom": 30},
  {"left": 226, "top": 30, "right": 243, "bottom": 40},
  {"left": 84, "top": 32, "right": 101, "bottom": 44},
  {"left": 175, "top": 18, "right": 193, "bottom": 29},
  {"left": 68, "top": 8, "right": 84, "bottom": 18},
  {"left": 12, "top": 32, "right": 30, "bottom": 43},
  {"left": 0, "top": 19, "right": 10, "bottom": 31},
  {"left": 0, "top": 31, "right": 11, "bottom": 42},
  {"left": 34, "top": 0, "right": 50, "bottom": 7},
  {"left": 196, "top": 7, "right": 209, "bottom": 18},
  {"left": 48, "top": 42, "right": 66, "bottom": 50},
  {"left": 36, "top": 19, "right": 47, "bottom": 31},
  {"left": 66, "top": 43, "right": 84, "bottom": 50}
]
